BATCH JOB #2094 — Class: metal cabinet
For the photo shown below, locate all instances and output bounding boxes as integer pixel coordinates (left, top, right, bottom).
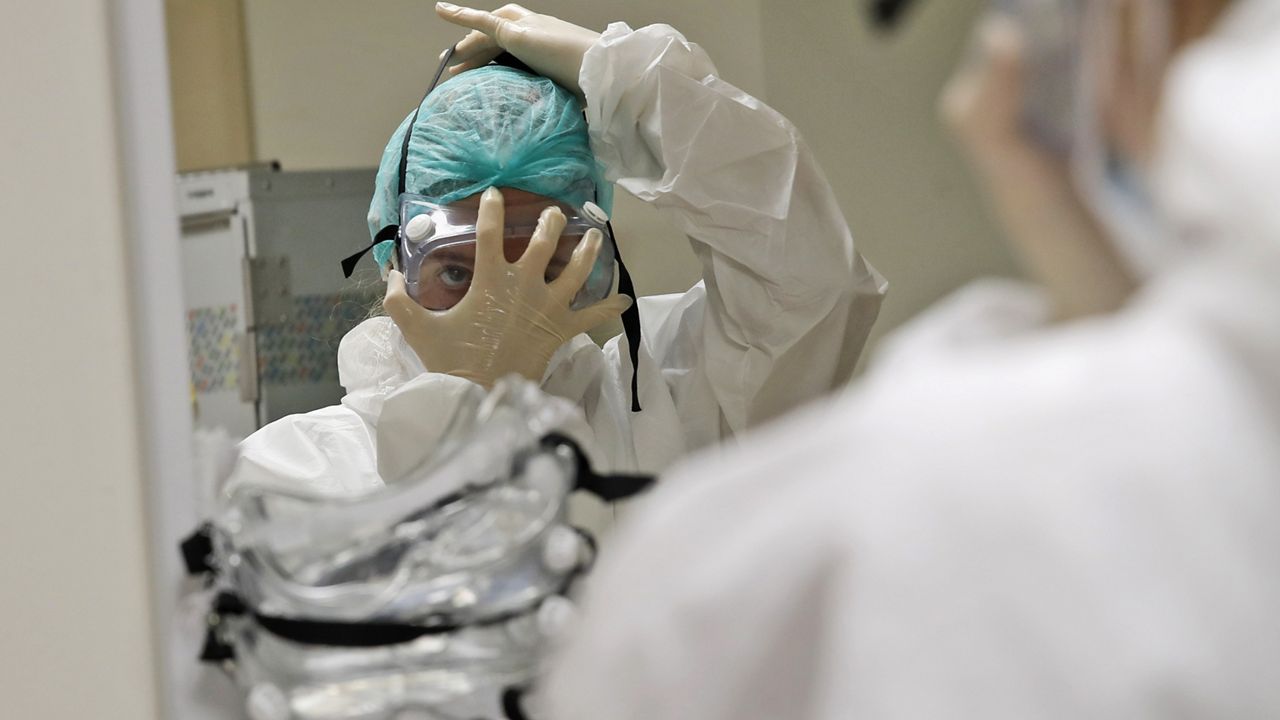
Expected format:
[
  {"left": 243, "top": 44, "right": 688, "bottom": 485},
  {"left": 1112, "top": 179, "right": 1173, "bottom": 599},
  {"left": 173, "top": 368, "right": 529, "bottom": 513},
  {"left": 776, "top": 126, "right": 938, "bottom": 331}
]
[{"left": 178, "top": 167, "right": 381, "bottom": 437}]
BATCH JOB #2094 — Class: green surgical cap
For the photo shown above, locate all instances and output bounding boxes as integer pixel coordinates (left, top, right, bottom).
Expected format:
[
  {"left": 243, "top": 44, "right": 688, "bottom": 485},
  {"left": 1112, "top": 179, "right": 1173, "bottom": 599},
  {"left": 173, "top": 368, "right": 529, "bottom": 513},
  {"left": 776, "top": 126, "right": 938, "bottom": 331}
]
[{"left": 367, "top": 65, "right": 611, "bottom": 268}]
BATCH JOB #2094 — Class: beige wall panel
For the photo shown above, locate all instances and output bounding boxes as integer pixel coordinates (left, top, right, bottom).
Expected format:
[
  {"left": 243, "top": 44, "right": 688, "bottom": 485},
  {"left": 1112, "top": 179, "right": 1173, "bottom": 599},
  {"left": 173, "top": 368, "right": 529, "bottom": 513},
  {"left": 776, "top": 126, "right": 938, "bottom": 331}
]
[
  {"left": 166, "top": 0, "right": 254, "bottom": 170},
  {"left": 0, "top": 2, "right": 160, "bottom": 718}
]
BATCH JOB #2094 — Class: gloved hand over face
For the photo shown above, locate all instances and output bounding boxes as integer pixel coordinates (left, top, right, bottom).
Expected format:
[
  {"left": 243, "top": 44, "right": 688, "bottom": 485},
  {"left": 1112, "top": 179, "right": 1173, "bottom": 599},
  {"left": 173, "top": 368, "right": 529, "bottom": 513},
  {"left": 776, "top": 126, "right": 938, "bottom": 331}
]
[
  {"left": 383, "top": 187, "right": 631, "bottom": 389},
  {"left": 434, "top": 2, "right": 599, "bottom": 99}
]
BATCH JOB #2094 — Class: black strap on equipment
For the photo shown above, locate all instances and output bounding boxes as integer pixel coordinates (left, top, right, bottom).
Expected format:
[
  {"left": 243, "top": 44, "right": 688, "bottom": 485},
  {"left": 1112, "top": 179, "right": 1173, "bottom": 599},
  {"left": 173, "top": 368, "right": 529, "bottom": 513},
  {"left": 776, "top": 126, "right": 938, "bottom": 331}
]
[
  {"left": 198, "top": 561, "right": 583, "bottom": 656},
  {"left": 180, "top": 523, "right": 216, "bottom": 576},
  {"left": 251, "top": 604, "right": 531, "bottom": 649},
  {"left": 198, "top": 592, "right": 247, "bottom": 662},
  {"left": 541, "top": 432, "right": 654, "bottom": 501},
  {"left": 502, "top": 686, "right": 535, "bottom": 720}
]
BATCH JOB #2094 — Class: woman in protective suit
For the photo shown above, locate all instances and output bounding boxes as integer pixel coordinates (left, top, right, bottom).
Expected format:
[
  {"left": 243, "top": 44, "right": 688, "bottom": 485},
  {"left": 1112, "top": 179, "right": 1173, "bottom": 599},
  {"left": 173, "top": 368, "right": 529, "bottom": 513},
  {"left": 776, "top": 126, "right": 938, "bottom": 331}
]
[{"left": 226, "top": 4, "right": 885, "bottom": 495}]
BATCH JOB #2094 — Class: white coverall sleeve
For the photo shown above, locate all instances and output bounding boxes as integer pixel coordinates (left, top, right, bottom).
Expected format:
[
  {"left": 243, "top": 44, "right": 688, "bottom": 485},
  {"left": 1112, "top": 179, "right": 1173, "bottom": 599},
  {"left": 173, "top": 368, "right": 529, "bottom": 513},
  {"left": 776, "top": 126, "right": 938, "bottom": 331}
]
[
  {"left": 581, "top": 23, "right": 887, "bottom": 433},
  {"left": 224, "top": 405, "right": 382, "bottom": 499}
]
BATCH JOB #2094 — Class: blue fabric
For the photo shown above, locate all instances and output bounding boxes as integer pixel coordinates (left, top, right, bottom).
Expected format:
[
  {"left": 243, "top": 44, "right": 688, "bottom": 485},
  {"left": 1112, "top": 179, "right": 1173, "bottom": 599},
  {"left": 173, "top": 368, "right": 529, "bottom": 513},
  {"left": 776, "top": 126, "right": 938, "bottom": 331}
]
[{"left": 367, "top": 65, "right": 611, "bottom": 257}]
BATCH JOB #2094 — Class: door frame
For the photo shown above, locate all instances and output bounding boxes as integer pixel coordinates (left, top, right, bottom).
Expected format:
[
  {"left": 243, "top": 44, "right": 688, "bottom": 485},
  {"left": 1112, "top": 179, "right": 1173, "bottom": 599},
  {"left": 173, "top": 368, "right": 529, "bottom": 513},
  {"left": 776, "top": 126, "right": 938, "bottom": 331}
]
[{"left": 110, "top": 1, "right": 195, "bottom": 717}]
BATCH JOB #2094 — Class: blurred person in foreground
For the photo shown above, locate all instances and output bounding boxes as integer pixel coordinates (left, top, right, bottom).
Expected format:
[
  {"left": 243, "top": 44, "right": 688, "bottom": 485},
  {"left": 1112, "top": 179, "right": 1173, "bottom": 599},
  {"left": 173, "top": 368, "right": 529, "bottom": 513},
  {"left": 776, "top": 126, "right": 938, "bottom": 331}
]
[{"left": 545, "top": 1, "right": 1280, "bottom": 717}]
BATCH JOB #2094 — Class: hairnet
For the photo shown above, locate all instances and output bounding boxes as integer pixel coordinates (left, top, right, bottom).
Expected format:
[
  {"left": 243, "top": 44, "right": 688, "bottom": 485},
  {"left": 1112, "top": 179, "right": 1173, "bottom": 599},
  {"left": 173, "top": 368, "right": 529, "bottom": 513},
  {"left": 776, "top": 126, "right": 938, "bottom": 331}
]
[{"left": 367, "top": 65, "right": 611, "bottom": 268}]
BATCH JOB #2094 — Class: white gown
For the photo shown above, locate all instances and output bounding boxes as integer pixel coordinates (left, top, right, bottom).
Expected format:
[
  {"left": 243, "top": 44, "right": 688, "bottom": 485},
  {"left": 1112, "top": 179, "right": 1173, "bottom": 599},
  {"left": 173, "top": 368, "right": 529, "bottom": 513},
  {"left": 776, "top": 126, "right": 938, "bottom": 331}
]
[
  {"left": 226, "top": 21, "right": 886, "bottom": 497},
  {"left": 543, "top": 4, "right": 1280, "bottom": 717},
  {"left": 546, "top": 246, "right": 1280, "bottom": 720}
]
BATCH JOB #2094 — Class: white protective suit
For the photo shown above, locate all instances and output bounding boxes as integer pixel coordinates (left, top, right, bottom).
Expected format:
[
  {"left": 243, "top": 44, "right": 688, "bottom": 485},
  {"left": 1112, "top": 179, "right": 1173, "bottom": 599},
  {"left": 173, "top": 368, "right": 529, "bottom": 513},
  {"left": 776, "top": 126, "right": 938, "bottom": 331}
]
[
  {"left": 545, "top": 2, "right": 1280, "bottom": 718},
  {"left": 227, "top": 22, "right": 885, "bottom": 496}
]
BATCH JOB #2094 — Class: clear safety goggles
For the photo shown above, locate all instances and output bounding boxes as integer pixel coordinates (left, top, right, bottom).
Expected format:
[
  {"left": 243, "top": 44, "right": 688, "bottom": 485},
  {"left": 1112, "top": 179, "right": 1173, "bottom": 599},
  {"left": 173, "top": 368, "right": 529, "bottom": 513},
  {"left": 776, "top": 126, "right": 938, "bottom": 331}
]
[
  {"left": 396, "top": 193, "right": 616, "bottom": 311},
  {"left": 181, "top": 378, "right": 654, "bottom": 720}
]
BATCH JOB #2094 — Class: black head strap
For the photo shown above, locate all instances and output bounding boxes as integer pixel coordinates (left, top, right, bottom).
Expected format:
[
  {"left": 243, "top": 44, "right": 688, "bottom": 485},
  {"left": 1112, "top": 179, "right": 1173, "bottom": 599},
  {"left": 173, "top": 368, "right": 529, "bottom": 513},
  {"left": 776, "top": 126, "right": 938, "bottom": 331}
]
[
  {"left": 339, "top": 224, "right": 398, "bottom": 279},
  {"left": 340, "top": 46, "right": 457, "bottom": 279},
  {"left": 608, "top": 220, "right": 643, "bottom": 412},
  {"left": 503, "top": 687, "right": 535, "bottom": 720},
  {"left": 397, "top": 45, "right": 456, "bottom": 196}
]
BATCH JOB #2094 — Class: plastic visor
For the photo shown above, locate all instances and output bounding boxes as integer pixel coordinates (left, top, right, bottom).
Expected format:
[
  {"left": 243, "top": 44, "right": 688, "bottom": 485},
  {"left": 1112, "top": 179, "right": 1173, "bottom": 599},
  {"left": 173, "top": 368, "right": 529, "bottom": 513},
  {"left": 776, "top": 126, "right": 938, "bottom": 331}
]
[{"left": 397, "top": 193, "right": 616, "bottom": 311}]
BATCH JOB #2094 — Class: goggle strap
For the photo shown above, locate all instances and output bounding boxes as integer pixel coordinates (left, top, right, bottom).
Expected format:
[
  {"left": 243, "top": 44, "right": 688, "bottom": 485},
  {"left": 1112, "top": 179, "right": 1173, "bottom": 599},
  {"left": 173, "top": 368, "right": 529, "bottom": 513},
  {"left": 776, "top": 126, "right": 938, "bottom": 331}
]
[
  {"left": 180, "top": 522, "right": 215, "bottom": 576},
  {"left": 502, "top": 687, "right": 535, "bottom": 720},
  {"left": 610, "top": 220, "right": 644, "bottom": 413},
  {"left": 340, "top": 224, "right": 399, "bottom": 279},
  {"left": 201, "top": 590, "right": 543, "bottom": 653},
  {"left": 397, "top": 45, "right": 458, "bottom": 198}
]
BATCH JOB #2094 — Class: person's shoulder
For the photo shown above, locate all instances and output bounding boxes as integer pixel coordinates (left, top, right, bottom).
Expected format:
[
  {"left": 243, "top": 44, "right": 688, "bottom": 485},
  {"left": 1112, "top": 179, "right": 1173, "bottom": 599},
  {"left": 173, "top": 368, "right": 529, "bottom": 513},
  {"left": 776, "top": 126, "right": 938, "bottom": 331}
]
[
  {"left": 337, "top": 316, "right": 421, "bottom": 393},
  {"left": 228, "top": 404, "right": 377, "bottom": 498},
  {"left": 651, "top": 289, "right": 1255, "bottom": 529},
  {"left": 244, "top": 404, "right": 365, "bottom": 442}
]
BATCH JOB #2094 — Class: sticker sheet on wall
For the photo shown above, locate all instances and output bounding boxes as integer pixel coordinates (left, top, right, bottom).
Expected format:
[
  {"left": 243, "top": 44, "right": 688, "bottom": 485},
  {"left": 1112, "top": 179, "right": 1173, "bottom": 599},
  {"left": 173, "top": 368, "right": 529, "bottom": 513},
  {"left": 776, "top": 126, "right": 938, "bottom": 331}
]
[
  {"left": 187, "top": 305, "right": 241, "bottom": 393},
  {"left": 257, "top": 293, "right": 377, "bottom": 386}
]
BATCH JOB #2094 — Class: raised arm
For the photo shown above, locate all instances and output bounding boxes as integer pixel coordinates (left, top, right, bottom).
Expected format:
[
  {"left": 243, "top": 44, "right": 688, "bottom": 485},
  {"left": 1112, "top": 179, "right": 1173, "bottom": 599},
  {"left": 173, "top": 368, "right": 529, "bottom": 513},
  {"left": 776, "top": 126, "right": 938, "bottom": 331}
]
[{"left": 580, "top": 23, "right": 886, "bottom": 431}]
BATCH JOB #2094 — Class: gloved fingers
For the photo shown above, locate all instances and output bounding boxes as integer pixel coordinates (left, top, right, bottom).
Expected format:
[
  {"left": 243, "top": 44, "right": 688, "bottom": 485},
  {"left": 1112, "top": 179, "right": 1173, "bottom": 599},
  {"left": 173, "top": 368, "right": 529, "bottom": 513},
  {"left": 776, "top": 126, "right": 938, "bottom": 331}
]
[
  {"left": 550, "top": 227, "right": 603, "bottom": 301},
  {"left": 444, "top": 4, "right": 533, "bottom": 72},
  {"left": 940, "top": 14, "right": 1029, "bottom": 152},
  {"left": 473, "top": 187, "right": 508, "bottom": 277},
  {"left": 444, "top": 31, "right": 503, "bottom": 77},
  {"left": 383, "top": 270, "right": 434, "bottom": 332},
  {"left": 435, "top": 3, "right": 519, "bottom": 50},
  {"left": 569, "top": 292, "right": 633, "bottom": 334},
  {"left": 518, "top": 205, "right": 567, "bottom": 276}
]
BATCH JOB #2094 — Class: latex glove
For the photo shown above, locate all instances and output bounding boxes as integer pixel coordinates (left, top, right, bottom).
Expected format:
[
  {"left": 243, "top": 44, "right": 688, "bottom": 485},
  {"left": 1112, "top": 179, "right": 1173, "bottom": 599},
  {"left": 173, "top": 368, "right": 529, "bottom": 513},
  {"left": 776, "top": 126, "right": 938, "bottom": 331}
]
[
  {"left": 940, "top": 14, "right": 1134, "bottom": 320},
  {"left": 434, "top": 2, "right": 600, "bottom": 98},
  {"left": 383, "top": 187, "right": 632, "bottom": 388}
]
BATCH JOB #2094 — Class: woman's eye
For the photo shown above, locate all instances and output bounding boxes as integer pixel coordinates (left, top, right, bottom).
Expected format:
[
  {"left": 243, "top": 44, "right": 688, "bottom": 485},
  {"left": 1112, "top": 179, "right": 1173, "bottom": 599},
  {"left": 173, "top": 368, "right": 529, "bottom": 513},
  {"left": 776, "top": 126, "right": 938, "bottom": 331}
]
[{"left": 439, "top": 265, "right": 473, "bottom": 288}]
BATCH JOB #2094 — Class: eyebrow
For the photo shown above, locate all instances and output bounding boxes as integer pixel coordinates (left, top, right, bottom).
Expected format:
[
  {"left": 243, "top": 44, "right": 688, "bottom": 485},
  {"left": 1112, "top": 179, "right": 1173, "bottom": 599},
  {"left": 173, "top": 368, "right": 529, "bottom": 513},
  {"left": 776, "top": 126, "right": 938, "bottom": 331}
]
[{"left": 427, "top": 249, "right": 475, "bottom": 264}]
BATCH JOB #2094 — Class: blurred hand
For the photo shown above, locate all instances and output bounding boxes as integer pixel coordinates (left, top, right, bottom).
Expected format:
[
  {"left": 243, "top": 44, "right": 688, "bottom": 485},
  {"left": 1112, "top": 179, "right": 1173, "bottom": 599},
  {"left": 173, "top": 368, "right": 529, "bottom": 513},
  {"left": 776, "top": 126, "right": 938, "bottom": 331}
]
[
  {"left": 384, "top": 187, "right": 631, "bottom": 388},
  {"left": 940, "top": 15, "right": 1134, "bottom": 320},
  {"left": 434, "top": 3, "right": 600, "bottom": 98}
]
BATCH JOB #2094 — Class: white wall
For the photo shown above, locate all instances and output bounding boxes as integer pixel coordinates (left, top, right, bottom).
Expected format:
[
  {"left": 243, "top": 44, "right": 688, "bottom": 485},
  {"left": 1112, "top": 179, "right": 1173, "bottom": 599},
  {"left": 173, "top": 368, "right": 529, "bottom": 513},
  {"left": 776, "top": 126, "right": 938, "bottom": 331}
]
[
  {"left": 760, "top": 0, "right": 1021, "bottom": 349},
  {"left": 0, "top": 2, "right": 161, "bottom": 718}
]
